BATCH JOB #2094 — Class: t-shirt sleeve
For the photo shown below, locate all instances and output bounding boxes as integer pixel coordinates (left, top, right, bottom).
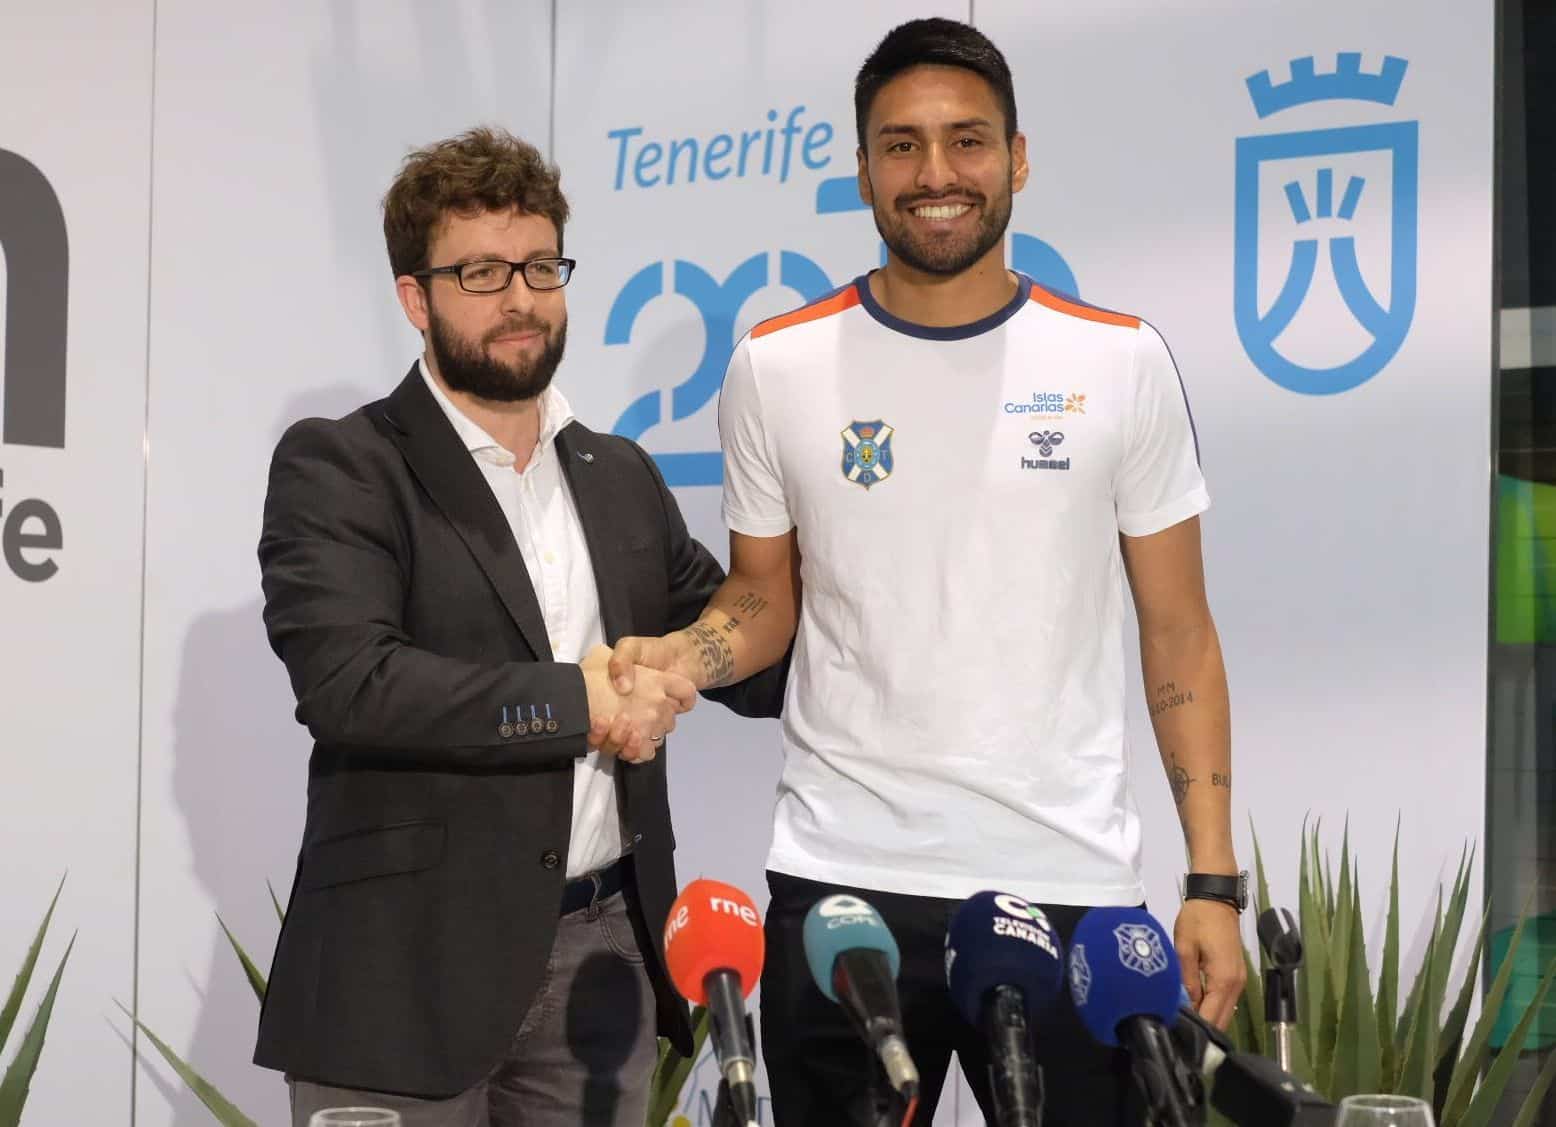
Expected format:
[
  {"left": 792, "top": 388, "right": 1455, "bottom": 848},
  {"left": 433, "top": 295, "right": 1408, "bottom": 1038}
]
[
  {"left": 1115, "top": 321, "right": 1210, "bottom": 537},
  {"left": 719, "top": 334, "right": 795, "bottom": 537}
]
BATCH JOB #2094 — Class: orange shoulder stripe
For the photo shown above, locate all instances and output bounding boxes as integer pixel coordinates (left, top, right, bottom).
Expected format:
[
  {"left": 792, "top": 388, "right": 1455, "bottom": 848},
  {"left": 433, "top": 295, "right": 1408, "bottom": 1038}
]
[
  {"left": 1027, "top": 285, "right": 1140, "bottom": 329},
  {"left": 751, "top": 285, "right": 862, "bottom": 339}
]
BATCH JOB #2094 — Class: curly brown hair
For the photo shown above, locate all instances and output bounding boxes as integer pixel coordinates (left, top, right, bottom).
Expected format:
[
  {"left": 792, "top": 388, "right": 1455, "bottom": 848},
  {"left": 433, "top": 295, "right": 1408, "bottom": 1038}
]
[{"left": 382, "top": 126, "right": 570, "bottom": 279}]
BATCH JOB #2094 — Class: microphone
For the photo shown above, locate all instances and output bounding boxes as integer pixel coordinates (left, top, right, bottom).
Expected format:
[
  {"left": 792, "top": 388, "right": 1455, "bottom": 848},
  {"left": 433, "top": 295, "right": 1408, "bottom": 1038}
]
[
  {"left": 1257, "top": 907, "right": 1303, "bottom": 1074},
  {"left": 1067, "top": 907, "right": 1201, "bottom": 1127},
  {"left": 663, "top": 879, "right": 765, "bottom": 1127},
  {"left": 945, "top": 891, "right": 1065, "bottom": 1127},
  {"left": 802, "top": 894, "right": 921, "bottom": 1102},
  {"left": 1172, "top": 992, "right": 1231, "bottom": 1077},
  {"left": 1174, "top": 989, "right": 1336, "bottom": 1125}
]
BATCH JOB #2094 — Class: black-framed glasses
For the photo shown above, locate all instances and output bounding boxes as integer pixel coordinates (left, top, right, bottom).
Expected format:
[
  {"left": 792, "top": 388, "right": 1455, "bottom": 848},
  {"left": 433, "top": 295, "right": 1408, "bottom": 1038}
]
[{"left": 413, "top": 257, "right": 577, "bottom": 294}]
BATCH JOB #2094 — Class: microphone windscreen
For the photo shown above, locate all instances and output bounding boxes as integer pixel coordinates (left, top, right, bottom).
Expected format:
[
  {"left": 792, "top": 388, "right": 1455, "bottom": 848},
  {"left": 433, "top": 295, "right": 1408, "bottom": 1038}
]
[
  {"left": 1065, "top": 907, "right": 1182, "bottom": 1047},
  {"left": 944, "top": 890, "right": 1065, "bottom": 1027},
  {"left": 802, "top": 893, "right": 900, "bottom": 1002},
  {"left": 662, "top": 879, "right": 765, "bottom": 1005},
  {"left": 1257, "top": 907, "right": 1303, "bottom": 965}
]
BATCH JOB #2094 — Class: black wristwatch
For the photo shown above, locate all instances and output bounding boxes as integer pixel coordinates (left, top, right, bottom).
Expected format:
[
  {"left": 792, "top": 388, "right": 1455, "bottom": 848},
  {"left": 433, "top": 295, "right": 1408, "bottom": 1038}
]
[{"left": 1183, "top": 870, "right": 1248, "bottom": 913}]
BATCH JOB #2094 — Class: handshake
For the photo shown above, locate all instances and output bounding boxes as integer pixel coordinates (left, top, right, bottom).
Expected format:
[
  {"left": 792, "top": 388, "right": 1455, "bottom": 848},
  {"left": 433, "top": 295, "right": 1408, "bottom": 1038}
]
[{"left": 579, "top": 630, "right": 707, "bottom": 764}]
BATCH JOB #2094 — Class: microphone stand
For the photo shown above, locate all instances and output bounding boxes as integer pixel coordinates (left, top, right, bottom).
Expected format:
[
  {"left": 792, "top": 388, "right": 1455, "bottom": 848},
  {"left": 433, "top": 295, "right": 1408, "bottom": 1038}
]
[{"left": 1257, "top": 907, "right": 1304, "bottom": 1076}]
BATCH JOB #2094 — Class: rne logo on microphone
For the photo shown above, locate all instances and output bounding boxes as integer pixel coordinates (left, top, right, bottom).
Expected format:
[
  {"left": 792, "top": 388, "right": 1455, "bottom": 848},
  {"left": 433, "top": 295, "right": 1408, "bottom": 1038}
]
[{"left": 709, "top": 896, "right": 759, "bottom": 927}]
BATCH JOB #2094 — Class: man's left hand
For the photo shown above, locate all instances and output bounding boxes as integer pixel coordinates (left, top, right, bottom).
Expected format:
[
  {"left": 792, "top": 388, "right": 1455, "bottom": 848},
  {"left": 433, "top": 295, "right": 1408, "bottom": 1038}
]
[{"left": 1174, "top": 898, "right": 1247, "bottom": 1029}]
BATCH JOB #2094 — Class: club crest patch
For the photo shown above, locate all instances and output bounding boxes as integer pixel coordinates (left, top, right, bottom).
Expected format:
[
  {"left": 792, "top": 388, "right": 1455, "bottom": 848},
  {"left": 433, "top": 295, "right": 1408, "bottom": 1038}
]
[{"left": 841, "top": 420, "right": 894, "bottom": 489}]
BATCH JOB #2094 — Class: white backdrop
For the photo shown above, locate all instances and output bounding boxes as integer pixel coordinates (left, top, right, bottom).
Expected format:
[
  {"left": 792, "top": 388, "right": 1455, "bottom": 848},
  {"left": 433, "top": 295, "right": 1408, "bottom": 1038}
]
[
  {"left": 0, "top": 4, "right": 153, "bottom": 1125},
  {"left": 0, "top": 2, "right": 1492, "bottom": 1125}
]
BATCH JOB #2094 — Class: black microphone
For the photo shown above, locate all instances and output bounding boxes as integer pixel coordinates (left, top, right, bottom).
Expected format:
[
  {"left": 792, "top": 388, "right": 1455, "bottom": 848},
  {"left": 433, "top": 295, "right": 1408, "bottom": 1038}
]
[
  {"left": 802, "top": 894, "right": 920, "bottom": 1103},
  {"left": 1258, "top": 907, "right": 1303, "bottom": 1073},
  {"left": 1067, "top": 907, "right": 1202, "bottom": 1127},
  {"left": 1172, "top": 1002, "right": 1335, "bottom": 1125},
  {"left": 945, "top": 891, "right": 1066, "bottom": 1126}
]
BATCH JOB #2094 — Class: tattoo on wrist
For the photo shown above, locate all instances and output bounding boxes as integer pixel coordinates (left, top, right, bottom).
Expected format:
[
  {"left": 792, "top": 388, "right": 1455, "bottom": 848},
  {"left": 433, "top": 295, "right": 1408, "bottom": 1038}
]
[
  {"left": 1212, "top": 771, "right": 1231, "bottom": 790},
  {"left": 686, "top": 621, "right": 736, "bottom": 688},
  {"left": 1169, "top": 753, "right": 1193, "bottom": 806},
  {"left": 1149, "top": 680, "right": 1196, "bottom": 718},
  {"left": 733, "top": 592, "right": 769, "bottom": 618},
  {"left": 721, "top": 616, "right": 740, "bottom": 634}
]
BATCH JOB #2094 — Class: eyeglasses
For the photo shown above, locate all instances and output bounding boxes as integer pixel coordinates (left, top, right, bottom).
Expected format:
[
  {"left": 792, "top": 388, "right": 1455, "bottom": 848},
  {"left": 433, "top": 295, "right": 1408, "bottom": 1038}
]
[{"left": 413, "top": 257, "right": 577, "bottom": 294}]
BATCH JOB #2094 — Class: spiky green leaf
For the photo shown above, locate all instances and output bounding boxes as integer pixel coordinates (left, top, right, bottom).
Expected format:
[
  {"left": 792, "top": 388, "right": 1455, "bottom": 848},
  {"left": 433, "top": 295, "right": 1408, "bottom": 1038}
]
[
  {"left": 0, "top": 933, "right": 73, "bottom": 1127},
  {"left": 1300, "top": 825, "right": 1330, "bottom": 1065},
  {"left": 1379, "top": 819, "right": 1402, "bottom": 1089},
  {"left": 215, "top": 915, "right": 267, "bottom": 1004},
  {"left": 1251, "top": 817, "right": 1273, "bottom": 979},
  {"left": 1434, "top": 909, "right": 1489, "bottom": 1116},
  {"left": 1238, "top": 946, "right": 1265, "bottom": 1057},
  {"left": 267, "top": 881, "right": 286, "bottom": 926},
  {"left": 118, "top": 1004, "right": 259, "bottom": 1127},
  {"left": 646, "top": 1005, "right": 712, "bottom": 1127},
  {"left": 0, "top": 876, "right": 64, "bottom": 1059},
  {"left": 1454, "top": 949, "right": 1556, "bottom": 1127},
  {"left": 1330, "top": 884, "right": 1381, "bottom": 1102},
  {"left": 1397, "top": 921, "right": 1441, "bottom": 1103},
  {"left": 1330, "top": 831, "right": 1355, "bottom": 1011},
  {"left": 1442, "top": 904, "right": 1533, "bottom": 1124},
  {"left": 1509, "top": 1032, "right": 1556, "bottom": 1127}
]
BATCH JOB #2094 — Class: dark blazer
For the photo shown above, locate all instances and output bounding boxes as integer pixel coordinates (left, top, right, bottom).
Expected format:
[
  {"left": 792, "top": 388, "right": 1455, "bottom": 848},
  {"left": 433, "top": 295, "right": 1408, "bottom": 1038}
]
[{"left": 253, "top": 365, "right": 782, "bottom": 1097}]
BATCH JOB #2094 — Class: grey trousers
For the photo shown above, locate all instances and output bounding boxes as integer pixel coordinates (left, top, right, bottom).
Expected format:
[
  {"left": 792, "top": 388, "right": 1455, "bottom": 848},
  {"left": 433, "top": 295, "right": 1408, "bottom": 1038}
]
[{"left": 289, "top": 890, "right": 659, "bottom": 1127}]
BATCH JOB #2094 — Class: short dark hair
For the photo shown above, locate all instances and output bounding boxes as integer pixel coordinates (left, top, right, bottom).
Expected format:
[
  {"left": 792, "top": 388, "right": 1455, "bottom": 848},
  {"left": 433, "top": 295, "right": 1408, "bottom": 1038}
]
[
  {"left": 854, "top": 18, "right": 1018, "bottom": 150},
  {"left": 382, "top": 126, "right": 570, "bottom": 279}
]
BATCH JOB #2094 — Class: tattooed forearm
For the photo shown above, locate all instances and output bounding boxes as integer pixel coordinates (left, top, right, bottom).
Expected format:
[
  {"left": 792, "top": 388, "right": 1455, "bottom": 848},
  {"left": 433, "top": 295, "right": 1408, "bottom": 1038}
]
[
  {"left": 1168, "top": 753, "right": 1193, "bottom": 806},
  {"left": 1212, "top": 771, "right": 1231, "bottom": 790},
  {"left": 733, "top": 592, "right": 769, "bottom": 618},
  {"left": 686, "top": 621, "right": 736, "bottom": 688},
  {"left": 1149, "top": 680, "right": 1196, "bottom": 719}
]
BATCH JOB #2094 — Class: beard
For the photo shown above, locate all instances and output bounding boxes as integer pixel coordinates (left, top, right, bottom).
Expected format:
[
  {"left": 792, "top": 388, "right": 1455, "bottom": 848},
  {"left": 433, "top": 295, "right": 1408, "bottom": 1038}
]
[
  {"left": 872, "top": 177, "right": 1014, "bottom": 277},
  {"left": 426, "top": 306, "right": 567, "bottom": 403}
]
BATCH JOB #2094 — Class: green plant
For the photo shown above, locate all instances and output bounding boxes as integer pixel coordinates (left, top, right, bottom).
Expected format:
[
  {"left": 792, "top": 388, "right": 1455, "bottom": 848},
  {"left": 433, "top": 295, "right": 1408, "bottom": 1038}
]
[
  {"left": 0, "top": 876, "right": 73, "bottom": 1127},
  {"left": 123, "top": 885, "right": 284, "bottom": 1126},
  {"left": 136, "top": 886, "right": 716, "bottom": 1127},
  {"left": 645, "top": 1005, "right": 713, "bottom": 1127},
  {"left": 1216, "top": 819, "right": 1556, "bottom": 1127}
]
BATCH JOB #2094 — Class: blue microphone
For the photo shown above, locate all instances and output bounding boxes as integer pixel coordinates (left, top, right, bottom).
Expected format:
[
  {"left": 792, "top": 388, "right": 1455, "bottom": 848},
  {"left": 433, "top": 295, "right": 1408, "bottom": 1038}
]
[
  {"left": 802, "top": 894, "right": 919, "bottom": 1098},
  {"left": 946, "top": 892, "right": 1065, "bottom": 1127},
  {"left": 1067, "top": 907, "right": 1200, "bottom": 1127}
]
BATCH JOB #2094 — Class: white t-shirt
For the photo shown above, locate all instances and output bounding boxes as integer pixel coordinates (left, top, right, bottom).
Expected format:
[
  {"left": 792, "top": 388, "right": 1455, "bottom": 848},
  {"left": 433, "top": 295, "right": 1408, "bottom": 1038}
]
[
  {"left": 420, "top": 361, "right": 623, "bottom": 879},
  {"left": 718, "top": 273, "right": 1208, "bottom": 905}
]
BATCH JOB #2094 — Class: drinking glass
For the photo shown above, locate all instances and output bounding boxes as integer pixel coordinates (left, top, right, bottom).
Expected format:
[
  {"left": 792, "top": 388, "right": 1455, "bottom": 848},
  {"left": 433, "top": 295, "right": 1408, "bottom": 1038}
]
[
  {"left": 307, "top": 1109, "right": 402, "bottom": 1127},
  {"left": 1335, "top": 1094, "right": 1436, "bottom": 1126}
]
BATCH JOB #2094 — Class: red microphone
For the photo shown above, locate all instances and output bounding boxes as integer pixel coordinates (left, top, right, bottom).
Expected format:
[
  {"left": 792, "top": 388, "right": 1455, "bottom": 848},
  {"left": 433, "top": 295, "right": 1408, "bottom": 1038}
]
[{"left": 663, "top": 880, "right": 765, "bottom": 1126}]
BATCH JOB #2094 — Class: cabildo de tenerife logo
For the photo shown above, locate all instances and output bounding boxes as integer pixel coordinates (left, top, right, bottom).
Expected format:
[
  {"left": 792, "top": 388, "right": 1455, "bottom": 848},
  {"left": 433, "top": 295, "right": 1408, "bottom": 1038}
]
[
  {"left": 602, "top": 105, "right": 1081, "bottom": 487},
  {"left": 1235, "top": 53, "right": 1418, "bottom": 395},
  {"left": 0, "top": 146, "right": 68, "bottom": 583}
]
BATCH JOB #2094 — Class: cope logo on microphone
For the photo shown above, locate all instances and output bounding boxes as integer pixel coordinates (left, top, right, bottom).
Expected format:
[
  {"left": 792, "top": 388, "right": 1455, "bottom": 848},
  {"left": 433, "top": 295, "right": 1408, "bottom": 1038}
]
[
  {"left": 816, "top": 893, "right": 882, "bottom": 931},
  {"left": 991, "top": 893, "right": 1059, "bottom": 959}
]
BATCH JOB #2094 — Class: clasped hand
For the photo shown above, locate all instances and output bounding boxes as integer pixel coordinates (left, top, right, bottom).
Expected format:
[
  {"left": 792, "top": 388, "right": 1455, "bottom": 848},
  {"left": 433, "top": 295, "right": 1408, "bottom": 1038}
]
[{"left": 579, "top": 644, "right": 695, "bottom": 763}]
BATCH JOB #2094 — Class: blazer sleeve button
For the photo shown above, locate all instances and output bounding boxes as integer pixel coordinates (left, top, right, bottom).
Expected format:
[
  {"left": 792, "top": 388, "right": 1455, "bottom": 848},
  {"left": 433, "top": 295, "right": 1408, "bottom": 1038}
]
[{"left": 540, "top": 849, "right": 561, "bottom": 870}]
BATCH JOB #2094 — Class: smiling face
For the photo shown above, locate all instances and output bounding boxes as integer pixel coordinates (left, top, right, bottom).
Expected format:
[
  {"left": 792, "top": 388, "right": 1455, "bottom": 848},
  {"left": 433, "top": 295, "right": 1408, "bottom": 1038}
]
[
  {"left": 395, "top": 205, "right": 567, "bottom": 403},
  {"left": 857, "top": 64, "right": 1029, "bottom": 278}
]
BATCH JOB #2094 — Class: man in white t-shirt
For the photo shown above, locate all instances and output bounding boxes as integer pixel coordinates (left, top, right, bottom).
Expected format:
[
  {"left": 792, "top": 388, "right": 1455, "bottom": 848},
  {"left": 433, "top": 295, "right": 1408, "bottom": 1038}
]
[{"left": 611, "top": 18, "right": 1244, "bottom": 1125}]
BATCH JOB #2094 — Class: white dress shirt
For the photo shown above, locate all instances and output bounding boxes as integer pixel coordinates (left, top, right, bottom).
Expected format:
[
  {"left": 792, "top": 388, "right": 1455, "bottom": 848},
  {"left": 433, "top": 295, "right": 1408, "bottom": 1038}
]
[{"left": 420, "top": 359, "right": 622, "bottom": 878}]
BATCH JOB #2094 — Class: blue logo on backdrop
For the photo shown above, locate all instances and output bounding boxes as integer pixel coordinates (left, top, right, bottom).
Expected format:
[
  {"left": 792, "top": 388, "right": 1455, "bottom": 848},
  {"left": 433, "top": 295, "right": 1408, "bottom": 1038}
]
[
  {"left": 605, "top": 107, "right": 1078, "bottom": 485},
  {"left": 1234, "top": 54, "right": 1419, "bottom": 395}
]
